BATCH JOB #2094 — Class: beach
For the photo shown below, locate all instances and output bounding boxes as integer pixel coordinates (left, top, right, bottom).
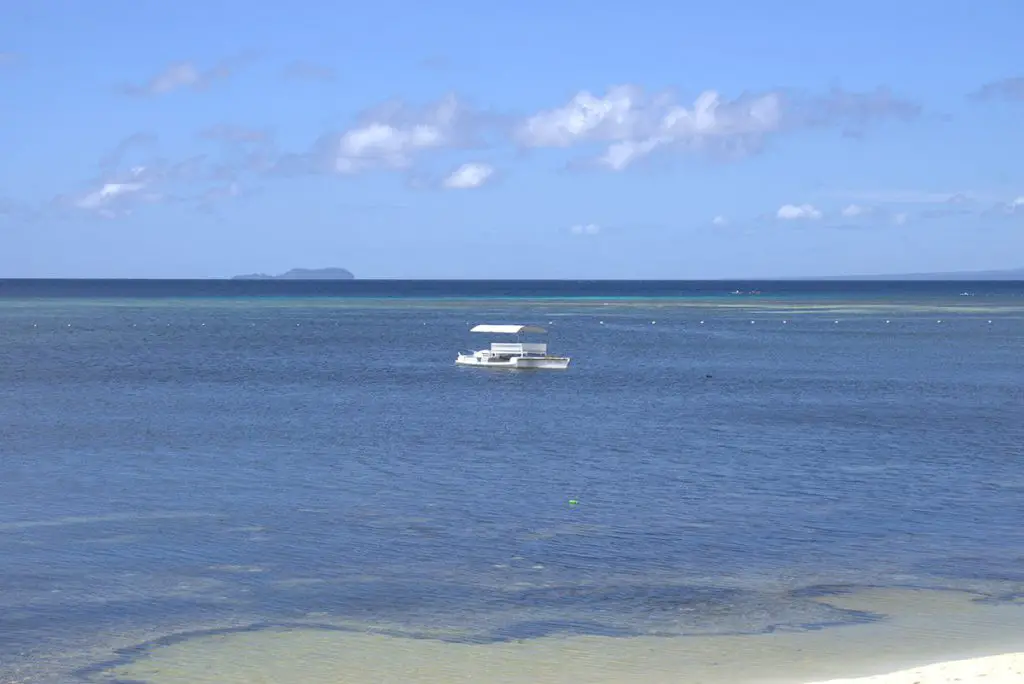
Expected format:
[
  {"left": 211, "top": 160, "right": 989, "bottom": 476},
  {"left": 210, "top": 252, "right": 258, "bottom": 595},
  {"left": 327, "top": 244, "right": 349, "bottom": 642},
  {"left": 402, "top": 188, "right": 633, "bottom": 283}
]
[{"left": 809, "top": 653, "right": 1024, "bottom": 683}]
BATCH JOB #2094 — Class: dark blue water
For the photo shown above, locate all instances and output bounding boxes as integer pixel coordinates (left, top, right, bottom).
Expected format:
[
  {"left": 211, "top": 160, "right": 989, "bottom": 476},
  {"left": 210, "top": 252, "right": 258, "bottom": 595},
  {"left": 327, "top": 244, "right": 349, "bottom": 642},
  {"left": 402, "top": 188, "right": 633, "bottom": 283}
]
[
  {"left": 2, "top": 280, "right": 1023, "bottom": 680},
  {"left": 1, "top": 277, "right": 1022, "bottom": 300}
]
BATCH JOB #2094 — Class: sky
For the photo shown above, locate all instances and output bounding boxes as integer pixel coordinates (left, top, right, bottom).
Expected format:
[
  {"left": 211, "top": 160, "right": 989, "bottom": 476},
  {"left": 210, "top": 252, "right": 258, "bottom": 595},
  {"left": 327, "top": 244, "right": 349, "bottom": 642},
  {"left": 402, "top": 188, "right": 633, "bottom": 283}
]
[{"left": 0, "top": 0, "right": 1022, "bottom": 279}]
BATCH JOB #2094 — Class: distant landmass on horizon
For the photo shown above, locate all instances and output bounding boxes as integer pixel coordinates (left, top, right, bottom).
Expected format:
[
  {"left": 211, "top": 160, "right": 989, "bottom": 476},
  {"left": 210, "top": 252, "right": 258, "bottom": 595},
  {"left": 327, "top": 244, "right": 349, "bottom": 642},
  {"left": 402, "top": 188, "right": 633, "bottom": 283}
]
[
  {"left": 812, "top": 267, "right": 1024, "bottom": 281},
  {"left": 231, "top": 267, "right": 355, "bottom": 280},
  {"left": 222, "top": 266, "right": 1021, "bottom": 281},
  {"left": 6, "top": 266, "right": 1018, "bottom": 281}
]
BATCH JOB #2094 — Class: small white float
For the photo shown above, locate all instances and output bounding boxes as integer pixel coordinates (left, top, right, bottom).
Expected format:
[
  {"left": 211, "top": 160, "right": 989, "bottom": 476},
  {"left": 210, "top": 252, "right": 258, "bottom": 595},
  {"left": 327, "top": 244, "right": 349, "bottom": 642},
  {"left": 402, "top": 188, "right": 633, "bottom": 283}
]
[{"left": 455, "top": 324, "right": 571, "bottom": 370}]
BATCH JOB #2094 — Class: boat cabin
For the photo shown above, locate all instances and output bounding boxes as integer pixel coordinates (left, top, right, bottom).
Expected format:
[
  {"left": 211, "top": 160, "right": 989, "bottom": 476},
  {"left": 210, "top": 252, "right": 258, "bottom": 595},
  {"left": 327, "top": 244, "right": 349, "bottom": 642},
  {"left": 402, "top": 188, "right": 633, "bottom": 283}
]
[
  {"left": 469, "top": 324, "right": 549, "bottom": 358},
  {"left": 488, "top": 341, "right": 548, "bottom": 357}
]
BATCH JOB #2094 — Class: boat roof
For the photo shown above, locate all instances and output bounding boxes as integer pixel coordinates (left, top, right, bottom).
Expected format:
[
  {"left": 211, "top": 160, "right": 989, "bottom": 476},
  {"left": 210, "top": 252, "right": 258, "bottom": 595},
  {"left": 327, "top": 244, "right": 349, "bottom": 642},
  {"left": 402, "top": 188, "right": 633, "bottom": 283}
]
[{"left": 470, "top": 324, "right": 547, "bottom": 334}]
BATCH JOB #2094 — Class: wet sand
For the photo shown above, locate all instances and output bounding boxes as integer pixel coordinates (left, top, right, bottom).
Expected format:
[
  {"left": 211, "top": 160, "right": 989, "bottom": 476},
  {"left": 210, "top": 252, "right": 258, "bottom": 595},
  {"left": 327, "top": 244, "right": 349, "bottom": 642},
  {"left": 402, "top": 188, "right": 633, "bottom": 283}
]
[{"left": 98, "top": 587, "right": 1024, "bottom": 684}]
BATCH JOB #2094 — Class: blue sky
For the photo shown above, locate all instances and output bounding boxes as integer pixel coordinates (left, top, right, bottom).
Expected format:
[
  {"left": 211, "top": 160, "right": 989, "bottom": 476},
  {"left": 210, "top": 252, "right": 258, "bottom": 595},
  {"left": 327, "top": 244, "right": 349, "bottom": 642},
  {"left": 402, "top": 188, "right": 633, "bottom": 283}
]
[{"left": 1, "top": 0, "right": 1021, "bottom": 279}]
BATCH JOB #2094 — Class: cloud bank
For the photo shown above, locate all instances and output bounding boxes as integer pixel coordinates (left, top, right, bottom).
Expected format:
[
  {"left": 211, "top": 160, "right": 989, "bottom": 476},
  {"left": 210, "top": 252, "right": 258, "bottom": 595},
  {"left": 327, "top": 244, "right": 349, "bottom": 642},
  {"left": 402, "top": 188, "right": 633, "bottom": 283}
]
[{"left": 22, "top": 64, "right": 1021, "bottom": 226}]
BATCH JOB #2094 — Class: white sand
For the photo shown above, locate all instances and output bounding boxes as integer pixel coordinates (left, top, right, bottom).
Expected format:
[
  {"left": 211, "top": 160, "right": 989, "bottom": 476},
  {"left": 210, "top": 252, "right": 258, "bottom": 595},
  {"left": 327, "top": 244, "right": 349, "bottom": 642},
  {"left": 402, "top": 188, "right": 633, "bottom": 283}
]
[{"left": 807, "top": 652, "right": 1024, "bottom": 683}]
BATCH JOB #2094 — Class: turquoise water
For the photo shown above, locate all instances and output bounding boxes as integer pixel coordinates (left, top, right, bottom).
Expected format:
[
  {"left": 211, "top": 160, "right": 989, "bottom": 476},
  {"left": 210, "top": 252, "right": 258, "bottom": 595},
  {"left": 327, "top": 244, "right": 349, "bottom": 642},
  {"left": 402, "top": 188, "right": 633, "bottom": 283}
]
[{"left": 2, "top": 280, "right": 1023, "bottom": 682}]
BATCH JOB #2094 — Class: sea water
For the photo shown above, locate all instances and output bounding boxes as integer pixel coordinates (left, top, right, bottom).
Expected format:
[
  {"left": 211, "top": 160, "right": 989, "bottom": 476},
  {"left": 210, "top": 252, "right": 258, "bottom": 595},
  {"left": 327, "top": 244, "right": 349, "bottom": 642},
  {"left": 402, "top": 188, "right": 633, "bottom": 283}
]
[{"left": 1, "top": 280, "right": 1023, "bottom": 683}]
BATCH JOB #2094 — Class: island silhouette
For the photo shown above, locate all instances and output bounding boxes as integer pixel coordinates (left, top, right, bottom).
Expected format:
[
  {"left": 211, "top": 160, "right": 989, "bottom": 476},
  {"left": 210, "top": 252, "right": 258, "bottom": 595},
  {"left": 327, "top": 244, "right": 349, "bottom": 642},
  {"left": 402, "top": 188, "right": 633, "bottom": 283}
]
[{"left": 232, "top": 267, "right": 355, "bottom": 280}]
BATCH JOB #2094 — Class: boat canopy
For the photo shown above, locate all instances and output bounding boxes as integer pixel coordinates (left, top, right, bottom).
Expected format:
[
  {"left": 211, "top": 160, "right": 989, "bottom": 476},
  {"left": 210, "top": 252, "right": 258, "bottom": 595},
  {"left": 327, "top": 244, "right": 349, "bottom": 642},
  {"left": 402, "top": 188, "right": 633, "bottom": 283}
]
[{"left": 470, "top": 324, "right": 547, "bottom": 334}]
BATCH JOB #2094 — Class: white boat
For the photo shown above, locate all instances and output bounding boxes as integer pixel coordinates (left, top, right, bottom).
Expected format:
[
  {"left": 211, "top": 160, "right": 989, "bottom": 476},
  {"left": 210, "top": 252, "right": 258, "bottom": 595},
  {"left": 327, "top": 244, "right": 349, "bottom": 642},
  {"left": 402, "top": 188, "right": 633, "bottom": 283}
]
[{"left": 455, "top": 324, "right": 571, "bottom": 370}]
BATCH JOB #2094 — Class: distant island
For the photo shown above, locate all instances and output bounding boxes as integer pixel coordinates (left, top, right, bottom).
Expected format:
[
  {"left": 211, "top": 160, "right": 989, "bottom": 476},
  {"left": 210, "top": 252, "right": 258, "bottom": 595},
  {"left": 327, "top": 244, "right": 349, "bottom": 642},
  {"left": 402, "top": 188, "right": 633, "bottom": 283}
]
[{"left": 232, "top": 268, "right": 355, "bottom": 280}]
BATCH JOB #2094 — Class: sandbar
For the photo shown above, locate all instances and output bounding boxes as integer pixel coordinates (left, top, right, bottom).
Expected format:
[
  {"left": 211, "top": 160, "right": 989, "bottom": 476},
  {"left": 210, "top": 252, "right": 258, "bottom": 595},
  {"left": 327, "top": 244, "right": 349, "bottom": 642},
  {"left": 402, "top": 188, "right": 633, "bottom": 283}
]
[{"left": 98, "top": 587, "right": 1024, "bottom": 684}]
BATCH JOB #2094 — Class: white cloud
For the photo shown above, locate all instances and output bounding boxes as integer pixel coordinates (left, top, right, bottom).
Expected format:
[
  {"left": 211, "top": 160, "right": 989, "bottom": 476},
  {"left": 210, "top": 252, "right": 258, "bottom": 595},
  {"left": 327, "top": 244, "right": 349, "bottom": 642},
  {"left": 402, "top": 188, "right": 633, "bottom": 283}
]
[
  {"left": 712, "top": 215, "right": 728, "bottom": 226},
  {"left": 517, "top": 86, "right": 647, "bottom": 148},
  {"left": 119, "top": 62, "right": 212, "bottom": 96},
  {"left": 335, "top": 123, "right": 442, "bottom": 172},
  {"left": 151, "top": 63, "right": 201, "bottom": 93},
  {"left": 70, "top": 166, "right": 153, "bottom": 216},
  {"left": 777, "top": 204, "right": 822, "bottom": 220},
  {"left": 841, "top": 204, "right": 870, "bottom": 217},
  {"left": 517, "top": 86, "right": 782, "bottom": 170},
  {"left": 892, "top": 212, "right": 909, "bottom": 225},
  {"left": 332, "top": 94, "right": 474, "bottom": 173},
  {"left": 59, "top": 159, "right": 230, "bottom": 218},
  {"left": 75, "top": 181, "right": 146, "bottom": 210},
  {"left": 514, "top": 84, "right": 918, "bottom": 171},
  {"left": 47, "top": 129, "right": 276, "bottom": 219},
  {"left": 570, "top": 223, "right": 600, "bottom": 235},
  {"left": 979, "top": 196, "right": 1024, "bottom": 217},
  {"left": 118, "top": 52, "right": 258, "bottom": 96},
  {"left": 442, "top": 162, "right": 494, "bottom": 189}
]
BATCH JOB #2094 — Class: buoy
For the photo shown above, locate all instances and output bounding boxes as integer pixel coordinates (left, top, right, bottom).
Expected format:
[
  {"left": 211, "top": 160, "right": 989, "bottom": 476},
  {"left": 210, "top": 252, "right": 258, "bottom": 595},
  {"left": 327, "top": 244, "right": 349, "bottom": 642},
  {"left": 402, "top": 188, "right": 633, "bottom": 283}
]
[{"left": 568, "top": 499, "right": 579, "bottom": 506}]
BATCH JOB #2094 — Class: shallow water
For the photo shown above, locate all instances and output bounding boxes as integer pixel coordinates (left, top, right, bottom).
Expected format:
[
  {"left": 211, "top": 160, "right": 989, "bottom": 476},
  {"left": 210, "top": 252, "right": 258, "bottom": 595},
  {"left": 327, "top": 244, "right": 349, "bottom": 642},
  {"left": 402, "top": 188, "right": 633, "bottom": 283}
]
[
  {"left": 2, "top": 282, "right": 1023, "bottom": 682},
  {"left": 95, "top": 587, "right": 1024, "bottom": 684}
]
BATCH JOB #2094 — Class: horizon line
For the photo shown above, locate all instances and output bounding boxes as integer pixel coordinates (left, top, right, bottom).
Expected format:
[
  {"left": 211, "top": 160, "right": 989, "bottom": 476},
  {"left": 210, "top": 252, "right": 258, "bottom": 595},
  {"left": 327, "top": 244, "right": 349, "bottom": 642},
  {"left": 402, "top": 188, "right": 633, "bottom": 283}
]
[{"left": 2, "top": 276, "right": 1023, "bottom": 282}]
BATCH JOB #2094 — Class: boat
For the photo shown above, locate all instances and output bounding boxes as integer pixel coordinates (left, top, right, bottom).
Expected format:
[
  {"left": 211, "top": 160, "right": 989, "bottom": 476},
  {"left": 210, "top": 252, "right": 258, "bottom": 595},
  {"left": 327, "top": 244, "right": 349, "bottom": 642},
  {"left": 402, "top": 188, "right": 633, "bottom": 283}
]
[{"left": 455, "top": 324, "right": 571, "bottom": 370}]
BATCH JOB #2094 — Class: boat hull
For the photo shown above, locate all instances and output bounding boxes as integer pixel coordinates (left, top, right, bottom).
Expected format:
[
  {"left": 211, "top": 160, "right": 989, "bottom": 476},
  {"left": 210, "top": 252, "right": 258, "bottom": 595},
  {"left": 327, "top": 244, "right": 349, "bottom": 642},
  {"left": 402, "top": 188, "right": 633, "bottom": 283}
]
[{"left": 455, "top": 354, "right": 570, "bottom": 370}]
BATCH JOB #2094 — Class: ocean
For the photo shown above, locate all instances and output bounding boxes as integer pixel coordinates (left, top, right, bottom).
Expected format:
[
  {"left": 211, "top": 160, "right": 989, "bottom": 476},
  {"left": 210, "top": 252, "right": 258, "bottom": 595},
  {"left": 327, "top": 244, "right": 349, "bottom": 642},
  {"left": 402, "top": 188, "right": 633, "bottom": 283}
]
[{"left": 2, "top": 279, "right": 1023, "bottom": 683}]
